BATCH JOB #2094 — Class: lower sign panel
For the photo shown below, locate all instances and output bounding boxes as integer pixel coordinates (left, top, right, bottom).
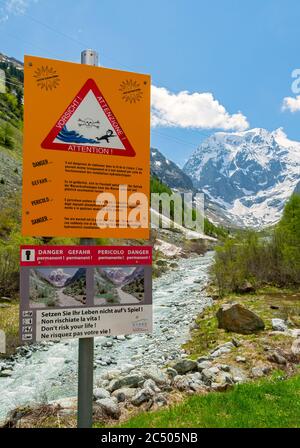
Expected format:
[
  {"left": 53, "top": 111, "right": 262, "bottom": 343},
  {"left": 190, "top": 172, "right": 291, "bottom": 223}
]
[{"left": 20, "top": 245, "right": 152, "bottom": 343}]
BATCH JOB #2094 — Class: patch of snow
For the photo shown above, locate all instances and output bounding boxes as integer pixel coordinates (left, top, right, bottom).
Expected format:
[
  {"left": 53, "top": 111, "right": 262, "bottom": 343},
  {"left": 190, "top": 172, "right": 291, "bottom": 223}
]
[{"left": 151, "top": 208, "right": 216, "bottom": 240}]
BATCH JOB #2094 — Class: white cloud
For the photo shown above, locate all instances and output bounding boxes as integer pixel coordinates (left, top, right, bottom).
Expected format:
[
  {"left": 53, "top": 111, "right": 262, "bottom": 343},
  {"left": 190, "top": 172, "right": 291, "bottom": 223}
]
[
  {"left": 0, "top": 0, "right": 38, "bottom": 23},
  {"left": 151, "top": 85, "right": 249, "bottom": 131},
  {"left": 282, "top": 95, "right": 300, "bottom": 112}
]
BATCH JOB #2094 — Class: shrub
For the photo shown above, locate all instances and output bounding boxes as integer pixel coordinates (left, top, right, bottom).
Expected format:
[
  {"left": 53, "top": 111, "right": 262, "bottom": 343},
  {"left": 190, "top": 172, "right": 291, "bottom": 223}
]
[
  {"left": 212, "top": 194, "right": 300, "bottom": 294},
  {"left": 0, "top": 230, "right": 37, "bottom": 297}
]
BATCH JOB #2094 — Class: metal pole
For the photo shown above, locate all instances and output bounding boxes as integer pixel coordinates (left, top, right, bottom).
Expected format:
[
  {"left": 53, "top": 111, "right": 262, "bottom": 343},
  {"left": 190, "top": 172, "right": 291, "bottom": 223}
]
[
  {"left": 81, "top": 49, "right": 99, "bottom": 66},
  {"left": 77, "top": 50, "right": 99, "bottom": 428}
]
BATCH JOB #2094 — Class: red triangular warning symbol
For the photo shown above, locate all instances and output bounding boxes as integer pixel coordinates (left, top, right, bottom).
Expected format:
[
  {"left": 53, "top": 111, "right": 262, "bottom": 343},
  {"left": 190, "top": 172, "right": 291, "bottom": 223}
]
[{"left": 42, "top": 78, "right": 135, "bottom": 157}]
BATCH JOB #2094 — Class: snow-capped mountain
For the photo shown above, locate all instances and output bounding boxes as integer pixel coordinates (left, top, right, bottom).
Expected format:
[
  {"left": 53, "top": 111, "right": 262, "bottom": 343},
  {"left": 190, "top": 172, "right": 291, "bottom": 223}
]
[
  {"left": 151, "top": 148, "right": 194, "bottom": 190},
  {"left": 183, "top": 128, "right": 300, "bottom": 228}
]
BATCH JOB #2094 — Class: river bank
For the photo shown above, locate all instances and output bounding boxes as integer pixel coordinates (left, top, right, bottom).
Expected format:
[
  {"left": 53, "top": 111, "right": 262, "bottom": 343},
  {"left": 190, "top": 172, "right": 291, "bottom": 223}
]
[
  {"left": 2, "top": 250, "right": 299, "bottom": 428},
  {"left": 113, "top": 372, "right": 300, "bottom": 428}
]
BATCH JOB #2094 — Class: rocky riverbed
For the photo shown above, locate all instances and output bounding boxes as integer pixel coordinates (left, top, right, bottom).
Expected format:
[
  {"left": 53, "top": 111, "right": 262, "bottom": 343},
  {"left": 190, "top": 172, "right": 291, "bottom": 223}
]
[{"left": 0, "top": 251, "right": 214, "bottom": 422}]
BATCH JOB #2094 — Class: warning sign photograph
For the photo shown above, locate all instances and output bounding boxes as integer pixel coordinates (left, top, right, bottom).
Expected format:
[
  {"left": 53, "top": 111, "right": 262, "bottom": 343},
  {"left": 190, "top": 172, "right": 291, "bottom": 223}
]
[
  {"left": 94, "top": 266, "right": 144, "bottom": 306},
  {"left": 29, "top": 267, "right": 87, "bottom": 309}
]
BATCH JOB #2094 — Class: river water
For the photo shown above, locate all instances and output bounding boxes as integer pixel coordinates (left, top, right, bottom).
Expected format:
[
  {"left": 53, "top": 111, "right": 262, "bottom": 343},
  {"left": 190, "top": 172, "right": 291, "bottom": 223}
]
[{"left": 0, "top": 251, "right": 214, "bottom": 420}]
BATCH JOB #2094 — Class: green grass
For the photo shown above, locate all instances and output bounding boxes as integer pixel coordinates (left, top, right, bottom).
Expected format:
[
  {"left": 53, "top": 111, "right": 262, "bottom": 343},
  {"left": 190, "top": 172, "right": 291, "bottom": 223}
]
[{"left": 108, "top": 373, "right": 300, "bottom": 428}]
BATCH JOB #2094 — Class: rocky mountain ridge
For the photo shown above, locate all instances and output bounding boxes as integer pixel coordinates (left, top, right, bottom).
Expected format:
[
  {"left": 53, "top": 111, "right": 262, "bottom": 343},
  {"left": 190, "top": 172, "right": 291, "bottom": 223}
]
[{"left": 151, "top": 148, "right": 194, "bottom": 191}]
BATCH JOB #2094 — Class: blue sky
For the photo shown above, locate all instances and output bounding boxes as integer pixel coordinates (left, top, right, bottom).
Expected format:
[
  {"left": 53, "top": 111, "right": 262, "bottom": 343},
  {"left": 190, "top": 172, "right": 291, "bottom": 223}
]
[{"left": 1, "top": 0, "right": 300, "bottom": 166}]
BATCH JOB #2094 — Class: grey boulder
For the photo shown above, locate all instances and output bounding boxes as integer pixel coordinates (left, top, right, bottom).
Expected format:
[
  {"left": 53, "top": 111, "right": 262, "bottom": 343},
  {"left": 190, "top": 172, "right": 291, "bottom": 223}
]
[
  {"left": 143, "top": 379, "right": 161, "bottom": 393},
  {"left": 112, "top": 387, "right": 139, "bottom": 402},
  {"left": 166, "top": 367, "right": 178, "bottom": 378},
  {"left": 201, "top": 367, "right": 220, "bottom": 385},
  {"left": 210, "top": 342, "right": 234, "bottom": 358},
  {"left": 96, "top": 398, "right": 121, "bottom": 419},
  {"left": 251, "top": 366, "right": 271, "bottom": 378},
  {"left": 172, "top": 375, "right": 191, "bottom": 391},
  {"left": 197, "top": 360, "right": 212, "bottom": 371},
  {"left": 142, "top": 366, "right": 168, "bottom": 386},
  {"left": 171, "top": 359, "right": 198, "bottom": 374},
  {"left": 107, "top": 374, "right": 144, "bottom": 392},
  {"left": 131, "top": 387, "right": 155, "bottom": 406},
  {"left": 267, "top": 351, "right": 287, "bottom": 365},
  {"left": 272, "top": 318, "right": 288, "bottom": 332},
  {"left": 93, "top": 388, "right": 110, "bottom": 400}
]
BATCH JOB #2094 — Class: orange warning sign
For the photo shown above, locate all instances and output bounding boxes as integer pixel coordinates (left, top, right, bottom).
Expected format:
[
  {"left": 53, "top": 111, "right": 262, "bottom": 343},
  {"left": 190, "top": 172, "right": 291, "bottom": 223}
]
[{"left": 22, "top": 55, "right": 151, "bottom": 239}]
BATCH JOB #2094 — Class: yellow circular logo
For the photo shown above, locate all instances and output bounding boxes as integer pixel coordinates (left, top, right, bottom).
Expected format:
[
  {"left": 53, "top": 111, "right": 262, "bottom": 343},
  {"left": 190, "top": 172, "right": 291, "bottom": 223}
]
[
  {"left": 34, "top": 66, "right": 60, "bottom": 91},
  {"left": 119, "top": 79, "right": 143, "bottom": 103}
]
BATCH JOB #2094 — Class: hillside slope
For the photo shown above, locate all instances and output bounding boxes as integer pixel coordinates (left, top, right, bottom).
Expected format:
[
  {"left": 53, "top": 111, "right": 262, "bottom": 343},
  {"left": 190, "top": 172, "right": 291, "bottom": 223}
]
[{"left": 0, "top": 58, "right": 23, "bottom": 209}]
